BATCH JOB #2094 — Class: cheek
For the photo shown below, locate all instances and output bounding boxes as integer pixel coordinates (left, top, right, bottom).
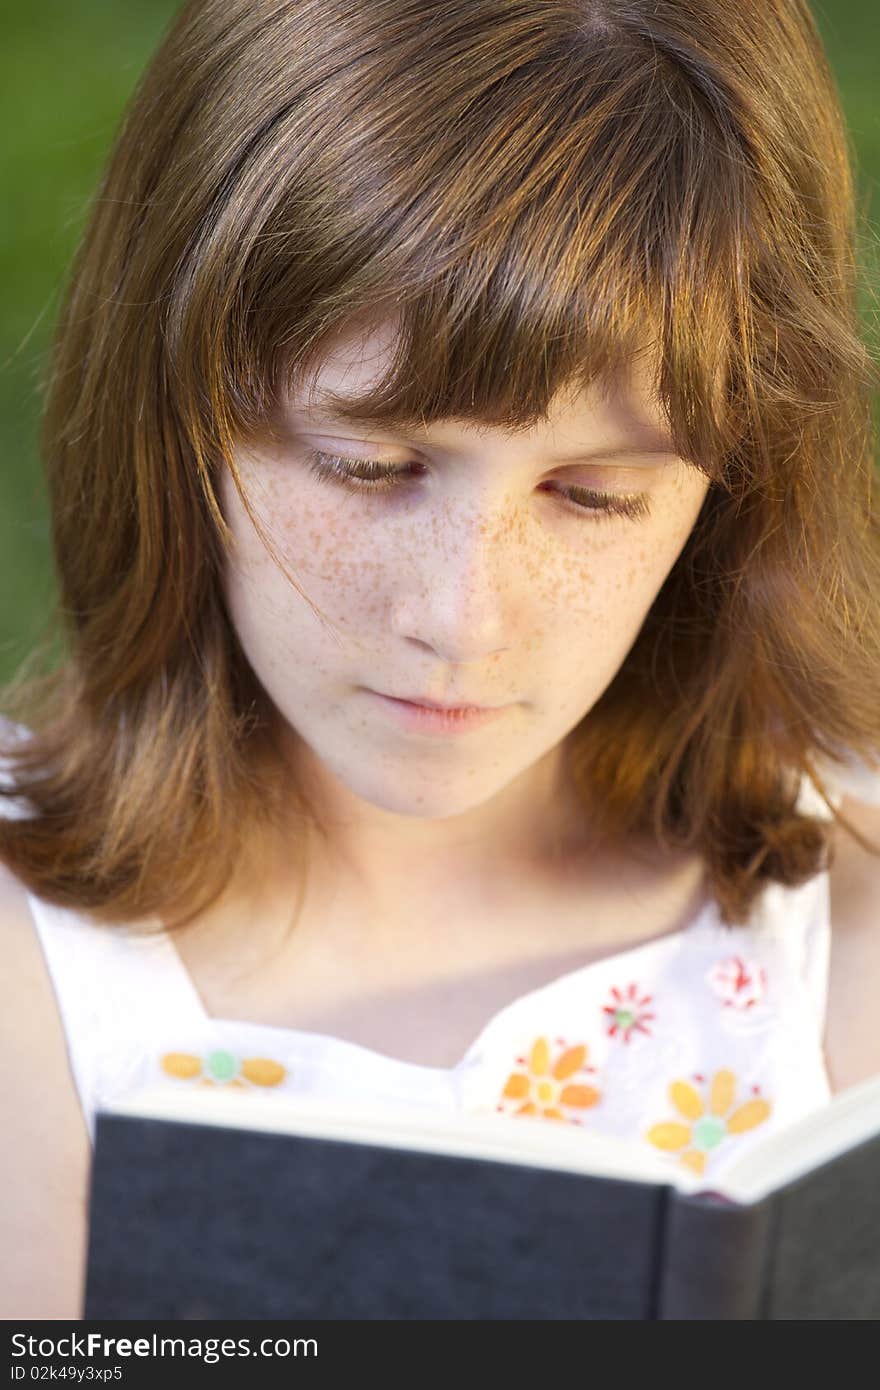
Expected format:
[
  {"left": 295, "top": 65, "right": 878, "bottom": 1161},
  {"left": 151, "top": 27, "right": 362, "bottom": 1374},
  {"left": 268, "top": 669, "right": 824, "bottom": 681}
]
[
  {"left": 540, "top": 488, "right": 706, "bottom": 673},
  {"left": 548, "top": 502, "right": 699, "bottom": 622},
  {"left": 219, "top": 462, "right": 390, "bottom": 649}
]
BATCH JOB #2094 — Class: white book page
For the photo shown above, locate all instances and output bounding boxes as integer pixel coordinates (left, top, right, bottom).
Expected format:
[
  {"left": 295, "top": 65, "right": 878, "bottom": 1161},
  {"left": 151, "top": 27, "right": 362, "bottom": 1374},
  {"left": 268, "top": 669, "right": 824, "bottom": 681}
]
[
  {"left": 719, "top": 1069, "right": 880, "bottom": 1204},
  {"left": 104, "top": 1070, "right": 880, "bottom": 1204}
]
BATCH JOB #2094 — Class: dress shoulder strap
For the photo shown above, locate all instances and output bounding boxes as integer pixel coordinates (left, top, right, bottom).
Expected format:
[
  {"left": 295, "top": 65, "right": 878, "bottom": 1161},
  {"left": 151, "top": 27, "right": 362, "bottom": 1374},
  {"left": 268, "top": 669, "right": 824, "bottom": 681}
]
[
  {"left": 786, "top": 755, "right": 880, "bottom": 1035},
  {"left": 24, "top": 894, "right": 195, "bottom": 1145},
  {"left": 809, "top": 749, "right": 880, "bottom": 806},
  {"left": 0, "top": 718, "right": 197, "bottom": 1141}
]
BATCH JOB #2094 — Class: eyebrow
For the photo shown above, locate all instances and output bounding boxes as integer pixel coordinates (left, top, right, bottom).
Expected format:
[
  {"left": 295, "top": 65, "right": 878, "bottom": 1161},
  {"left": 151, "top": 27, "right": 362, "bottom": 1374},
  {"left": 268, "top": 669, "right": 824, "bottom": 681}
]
[{"left": 291, "top": 409, "right": 677, "bottom": 463}]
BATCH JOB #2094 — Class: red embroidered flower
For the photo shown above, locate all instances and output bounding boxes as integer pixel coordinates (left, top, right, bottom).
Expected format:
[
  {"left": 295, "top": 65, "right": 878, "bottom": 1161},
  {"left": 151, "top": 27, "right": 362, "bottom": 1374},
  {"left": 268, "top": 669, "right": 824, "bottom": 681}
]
[
  {"left": 706, "top": 955, "right": 766, "bottom": 1011},
  {"left": 602, "top": 982, "right": 655, "bottom": 1043}
]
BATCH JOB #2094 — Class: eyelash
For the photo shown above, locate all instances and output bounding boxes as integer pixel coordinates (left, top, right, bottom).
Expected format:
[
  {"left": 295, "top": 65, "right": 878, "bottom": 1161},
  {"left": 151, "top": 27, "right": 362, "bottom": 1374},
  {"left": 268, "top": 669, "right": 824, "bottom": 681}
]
[{"left": 303, "top": 450, "right": 652, "bottom": 522}]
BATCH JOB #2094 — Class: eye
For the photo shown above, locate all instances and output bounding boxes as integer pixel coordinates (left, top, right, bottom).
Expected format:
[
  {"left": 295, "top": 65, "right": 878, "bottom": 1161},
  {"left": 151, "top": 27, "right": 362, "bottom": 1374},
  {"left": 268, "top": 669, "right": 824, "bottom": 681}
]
[{"left": 303, "top": 448, "right": 652, "bottom": 522}]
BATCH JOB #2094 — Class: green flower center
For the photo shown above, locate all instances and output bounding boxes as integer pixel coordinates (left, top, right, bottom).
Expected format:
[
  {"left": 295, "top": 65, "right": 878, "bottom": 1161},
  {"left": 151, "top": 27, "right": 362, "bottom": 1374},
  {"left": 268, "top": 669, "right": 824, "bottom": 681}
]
[
  {"left": 206, "top": 1049, "right": 239, "bottom": 1082},
  {"left": 615, "top": 1009, "right": 634, "bottom": 1027},
  {"left": 692, "top": 1116, "right": 727, "bottom": 1151}
]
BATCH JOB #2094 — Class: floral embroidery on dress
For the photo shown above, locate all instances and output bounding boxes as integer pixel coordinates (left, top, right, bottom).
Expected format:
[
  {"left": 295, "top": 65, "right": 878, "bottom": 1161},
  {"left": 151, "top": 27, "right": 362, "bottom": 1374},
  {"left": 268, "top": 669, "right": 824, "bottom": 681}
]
[
  {"left": 160, "top": 1049, "right": 287, "bottom": 1088},
  {"left": 602, "top": 982, "right": 655, "bottom": 1043},
  {"left": 644, "top": 1068, "right": 771, "bottom": 1174},
  {"left": 706, "top": 956, "right": 767, "bottom": 1011},
  {"left": 497, "top": 1035, "right": 601, "bottom": 1123}
]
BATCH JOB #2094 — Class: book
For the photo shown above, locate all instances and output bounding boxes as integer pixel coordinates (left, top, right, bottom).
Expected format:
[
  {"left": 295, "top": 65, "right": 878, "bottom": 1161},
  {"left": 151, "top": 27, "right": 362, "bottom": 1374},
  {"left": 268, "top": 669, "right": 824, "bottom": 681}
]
[{"left": 83, "top": 1074, "right": 880, "bottom": 1320}]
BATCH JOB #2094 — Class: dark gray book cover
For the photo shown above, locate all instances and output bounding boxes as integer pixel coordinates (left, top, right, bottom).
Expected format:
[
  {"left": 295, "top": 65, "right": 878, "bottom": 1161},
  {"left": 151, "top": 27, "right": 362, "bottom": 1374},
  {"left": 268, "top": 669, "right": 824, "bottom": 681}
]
[
  {"left": 82, "top": 1112, "right": 880, "bottom": 1320},
  {"left": 659, "top": 1127, "right": 880, "bottom": 1319}
]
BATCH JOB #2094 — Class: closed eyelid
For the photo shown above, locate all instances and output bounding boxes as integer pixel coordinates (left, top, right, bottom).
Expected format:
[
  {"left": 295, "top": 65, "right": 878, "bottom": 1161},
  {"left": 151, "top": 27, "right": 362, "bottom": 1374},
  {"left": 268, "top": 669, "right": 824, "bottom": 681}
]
[{"left": 292, "top": 423, "right": 678, "bottom": 469}]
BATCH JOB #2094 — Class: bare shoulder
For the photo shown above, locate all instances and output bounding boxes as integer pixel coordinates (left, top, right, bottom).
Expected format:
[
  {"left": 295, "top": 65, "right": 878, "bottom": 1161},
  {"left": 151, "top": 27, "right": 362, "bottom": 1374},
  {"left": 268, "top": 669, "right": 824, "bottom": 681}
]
[
  {"left": 0, "top": 861, "right": 92, "bottom": 1318},
  {"left": 825, "top": 795, "right": 880, "bottom": 1096}
]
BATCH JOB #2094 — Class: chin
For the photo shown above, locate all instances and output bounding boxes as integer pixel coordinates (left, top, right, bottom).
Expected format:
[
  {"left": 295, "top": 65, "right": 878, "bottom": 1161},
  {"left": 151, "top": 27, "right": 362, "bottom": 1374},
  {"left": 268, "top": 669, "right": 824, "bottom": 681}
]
[{"left": 343, "top": 769, "right": 501, "bottom": 821}]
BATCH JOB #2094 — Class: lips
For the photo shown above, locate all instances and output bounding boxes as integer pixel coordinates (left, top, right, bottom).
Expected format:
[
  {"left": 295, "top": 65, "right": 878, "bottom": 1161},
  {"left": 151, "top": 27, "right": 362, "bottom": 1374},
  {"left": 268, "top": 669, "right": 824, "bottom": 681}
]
[
  {"left": 380, "top": 692, "right": 499, "bottom": 711},
  {"left": 368, "top": 689, "right": 512, "bottom": 735}
]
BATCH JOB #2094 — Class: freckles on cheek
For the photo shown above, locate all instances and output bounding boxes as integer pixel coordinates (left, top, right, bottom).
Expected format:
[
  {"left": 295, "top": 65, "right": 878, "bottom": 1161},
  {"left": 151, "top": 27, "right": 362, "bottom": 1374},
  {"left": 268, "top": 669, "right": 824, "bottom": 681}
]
[
  {"left": 548, "top": 534, "right": 667, "bottom": 630},
  {"left": 243, "top": 470, "right": 341, "bottom": 570},
  {"left": 239, "top": 480, "right": 391, "bottom": 628},
  {"left": 533, "top": 530, "right": 686, "bottom": 723}
]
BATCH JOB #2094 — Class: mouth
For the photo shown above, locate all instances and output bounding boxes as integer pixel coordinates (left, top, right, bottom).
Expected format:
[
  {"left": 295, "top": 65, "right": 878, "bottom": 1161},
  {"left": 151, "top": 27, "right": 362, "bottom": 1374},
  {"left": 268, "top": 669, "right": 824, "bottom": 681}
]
[
  {"left": 365, "top": 689, "right": 514, "bottom": 734},
  {"left": 378, "top": 691, "right": 504, "bottom": 712}
]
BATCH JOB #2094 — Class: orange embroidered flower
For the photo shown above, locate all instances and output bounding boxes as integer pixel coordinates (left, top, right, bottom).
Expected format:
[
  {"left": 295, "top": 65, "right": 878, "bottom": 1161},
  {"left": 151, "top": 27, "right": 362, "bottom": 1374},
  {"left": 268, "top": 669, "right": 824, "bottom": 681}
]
[
  {"left": 645, "top": 1068, "right": 771, "bottom": 1174},
  {"left": 160, "top": 1048, "right": 287, "bottom": 1089},
  {"left": 497, "top": 1035, "right": 601, "bottom": 1124}
]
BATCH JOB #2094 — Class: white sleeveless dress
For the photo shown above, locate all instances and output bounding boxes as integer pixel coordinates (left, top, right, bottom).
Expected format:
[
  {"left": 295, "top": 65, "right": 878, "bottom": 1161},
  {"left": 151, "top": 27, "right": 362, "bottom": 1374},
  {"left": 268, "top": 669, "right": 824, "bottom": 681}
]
[{"left": 2, "top": 715, "right": 878, "bottom": 1186}]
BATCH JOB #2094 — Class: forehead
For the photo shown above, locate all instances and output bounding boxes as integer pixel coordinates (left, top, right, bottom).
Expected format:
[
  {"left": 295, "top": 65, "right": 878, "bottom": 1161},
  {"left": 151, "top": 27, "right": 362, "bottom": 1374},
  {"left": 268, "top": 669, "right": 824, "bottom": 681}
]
[{"left": 291, "top": 315, "right": 674, "bottom": 451}]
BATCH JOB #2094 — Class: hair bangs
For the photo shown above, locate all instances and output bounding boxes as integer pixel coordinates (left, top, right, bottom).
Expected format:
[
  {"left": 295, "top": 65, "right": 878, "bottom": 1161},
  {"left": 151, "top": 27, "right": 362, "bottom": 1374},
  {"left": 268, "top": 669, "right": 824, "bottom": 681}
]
[{"left": 170, "top": 15, "right": 755, "bottom": 496}]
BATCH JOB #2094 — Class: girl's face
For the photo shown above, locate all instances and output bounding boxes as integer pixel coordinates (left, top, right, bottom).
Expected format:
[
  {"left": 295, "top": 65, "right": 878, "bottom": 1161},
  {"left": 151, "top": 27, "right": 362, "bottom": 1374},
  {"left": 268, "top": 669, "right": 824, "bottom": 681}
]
[{"left": 219, "top": 316, "right": 711, "bottom": 841}]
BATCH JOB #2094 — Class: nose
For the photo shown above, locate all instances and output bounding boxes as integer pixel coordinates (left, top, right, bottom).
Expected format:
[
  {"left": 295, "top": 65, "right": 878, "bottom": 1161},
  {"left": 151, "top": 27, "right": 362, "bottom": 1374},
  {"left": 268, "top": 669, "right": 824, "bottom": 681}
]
[{"left": 390, "top": 506, "right": 514, "bottom": 662}]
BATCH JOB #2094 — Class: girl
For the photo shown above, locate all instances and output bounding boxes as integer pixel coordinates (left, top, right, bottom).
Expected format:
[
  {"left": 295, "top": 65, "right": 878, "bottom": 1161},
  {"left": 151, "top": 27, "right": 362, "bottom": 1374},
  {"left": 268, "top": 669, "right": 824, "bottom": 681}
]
[{"left": 2, "top": 0, "right": 880, "bottom": 1321}]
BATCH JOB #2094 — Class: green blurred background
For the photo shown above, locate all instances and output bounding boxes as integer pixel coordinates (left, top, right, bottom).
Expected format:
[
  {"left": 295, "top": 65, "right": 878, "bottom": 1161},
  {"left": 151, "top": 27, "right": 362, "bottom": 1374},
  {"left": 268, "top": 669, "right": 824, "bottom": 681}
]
[{"left": 1, "top": 1, "right": 878, "bottom": 686}]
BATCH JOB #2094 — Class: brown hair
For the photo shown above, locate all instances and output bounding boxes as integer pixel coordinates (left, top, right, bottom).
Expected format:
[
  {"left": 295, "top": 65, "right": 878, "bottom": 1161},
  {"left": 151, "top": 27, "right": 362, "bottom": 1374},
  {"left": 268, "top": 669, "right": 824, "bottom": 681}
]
[{"left": 2, "top": 0, "right": 879, "bottom": 933}]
